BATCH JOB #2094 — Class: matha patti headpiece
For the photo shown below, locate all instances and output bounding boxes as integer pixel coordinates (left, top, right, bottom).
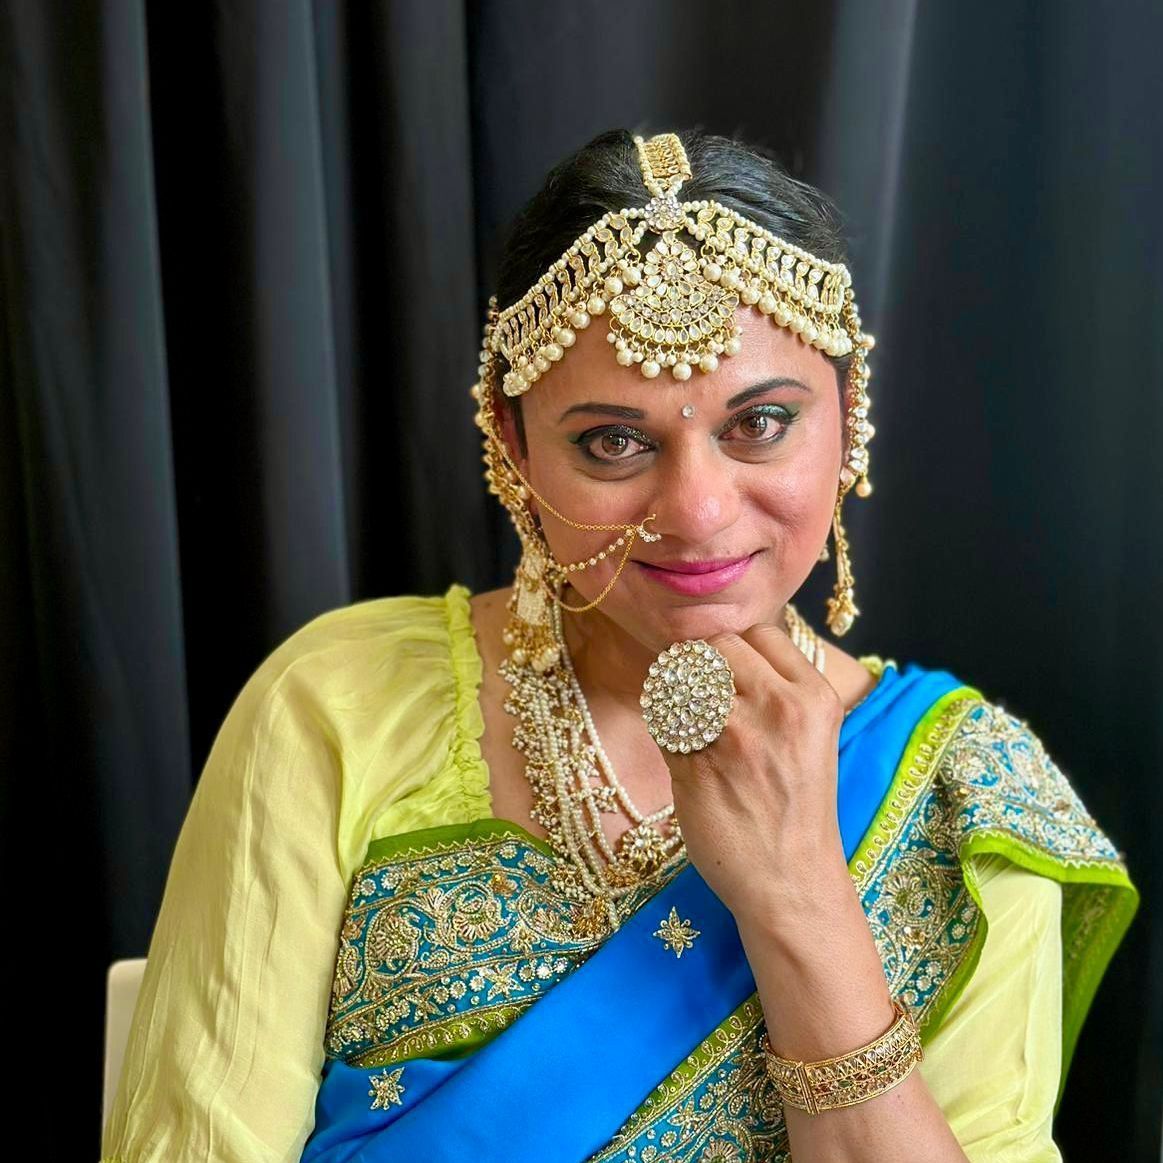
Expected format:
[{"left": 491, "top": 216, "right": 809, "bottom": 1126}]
[{"left": 471, "top": 132, "right": 877, "bottom": 673}]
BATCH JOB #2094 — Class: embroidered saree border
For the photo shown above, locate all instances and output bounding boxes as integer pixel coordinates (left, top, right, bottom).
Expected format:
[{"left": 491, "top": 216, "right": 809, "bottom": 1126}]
[
  {"left": 908, "top": 698, "right": 1139, "bottom": 1113},
  {"left": 321, "top": 685, "right": 1138, "bottom": 1157},
  {"left": 326, "top": 817, "right": 669, "bottom": 1070}
]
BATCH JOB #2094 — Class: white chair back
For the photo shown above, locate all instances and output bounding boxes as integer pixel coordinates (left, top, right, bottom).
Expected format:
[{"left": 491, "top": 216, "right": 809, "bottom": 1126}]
[{"left": 103, "top": 958, "right": 147, "bottom": 1132}]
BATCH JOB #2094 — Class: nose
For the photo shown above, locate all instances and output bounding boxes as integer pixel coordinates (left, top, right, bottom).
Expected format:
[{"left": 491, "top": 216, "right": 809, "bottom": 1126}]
[{"left": 646, "top": 440, "right": 743, "bottom": 547}]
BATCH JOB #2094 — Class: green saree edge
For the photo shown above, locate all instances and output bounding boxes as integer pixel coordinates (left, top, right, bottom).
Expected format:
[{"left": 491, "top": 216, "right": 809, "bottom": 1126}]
[
  {"left": 845, "top": 684, "right": 988, "bottom": 1049},
  {"left": 845, "top": 677, "right": 1140, "bottom": 1120},
  {"left": 951, "top": 830, "right": 1140, "bottom": 1116},
  {"left": 362, "top": 815, "right": 557, "bottom": 866},
  {"left": 351, "top": 1002, "right": 530, "bottom": 1069},
  {"left": 846, "top": 683, "right": 985, "bottom": 883}
]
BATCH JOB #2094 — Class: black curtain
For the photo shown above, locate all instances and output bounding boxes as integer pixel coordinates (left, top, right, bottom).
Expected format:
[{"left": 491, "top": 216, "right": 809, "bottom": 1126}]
[{"left": 2, "top": 2, "right": 1158, "bottom": 1159}]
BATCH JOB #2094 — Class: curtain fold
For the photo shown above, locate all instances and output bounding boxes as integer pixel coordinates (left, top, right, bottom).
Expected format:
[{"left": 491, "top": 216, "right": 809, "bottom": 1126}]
[
  {"left": 0, "top": 1, "right": 1157, "bottom": 1158},
  {"left": 0, "top": 0, "right": 192, "bottom": 948}
]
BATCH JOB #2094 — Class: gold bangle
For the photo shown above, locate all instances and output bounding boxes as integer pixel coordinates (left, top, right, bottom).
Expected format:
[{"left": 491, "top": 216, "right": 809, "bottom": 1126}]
[{"left": 763, "top": 999, "right": 923, "bottom": 1115}]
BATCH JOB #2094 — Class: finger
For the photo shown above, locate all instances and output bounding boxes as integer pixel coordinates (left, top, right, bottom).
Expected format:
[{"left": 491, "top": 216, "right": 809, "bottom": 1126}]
[
  {"left": 737, "top": 620, "right": 820, "bottom": 685},
  {"left": 701, "top": 629, "right": 795, "bottom": 697}
]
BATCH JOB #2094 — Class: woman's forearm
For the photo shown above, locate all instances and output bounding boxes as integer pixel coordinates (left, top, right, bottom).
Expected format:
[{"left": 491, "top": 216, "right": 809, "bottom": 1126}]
[{"left": 732, "top": 830, "right": 970, "bottom": 1163}]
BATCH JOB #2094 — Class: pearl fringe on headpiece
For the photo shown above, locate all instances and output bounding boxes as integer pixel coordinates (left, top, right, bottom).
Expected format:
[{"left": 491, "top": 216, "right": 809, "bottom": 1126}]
[
  {"left": 482, "top": 133, "right": 875, "bottom": 499},
  {"left": 491, "top": 136, "right": 867, "bottom": 387}
]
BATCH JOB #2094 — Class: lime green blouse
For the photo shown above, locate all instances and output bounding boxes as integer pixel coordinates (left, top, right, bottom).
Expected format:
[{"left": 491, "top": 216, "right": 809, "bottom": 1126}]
[{"left": 102, "top": 583, "right": 1071, "bottom": 1162}]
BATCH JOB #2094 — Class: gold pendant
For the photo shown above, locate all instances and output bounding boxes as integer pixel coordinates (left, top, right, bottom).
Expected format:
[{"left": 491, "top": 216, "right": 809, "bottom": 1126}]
[{"left": 608, "top": 231, "right": 739, "bottom": 374}]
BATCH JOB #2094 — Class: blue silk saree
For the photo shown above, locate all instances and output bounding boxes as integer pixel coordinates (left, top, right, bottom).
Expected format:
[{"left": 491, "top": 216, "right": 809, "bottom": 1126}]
[{"left": 300, "top": 660, "right": 1138, "bottom": 1162}]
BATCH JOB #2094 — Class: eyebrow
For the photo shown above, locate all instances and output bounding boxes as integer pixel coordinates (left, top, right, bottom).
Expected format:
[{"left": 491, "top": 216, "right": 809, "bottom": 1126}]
[{"left": 556, "top": 377, "right": 811, "bottom": 424}]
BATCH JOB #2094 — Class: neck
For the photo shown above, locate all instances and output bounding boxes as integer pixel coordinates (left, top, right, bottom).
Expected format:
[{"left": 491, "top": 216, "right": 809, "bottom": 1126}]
[{"left": 559, "top": 587, "right": 658, "bottom": 705}]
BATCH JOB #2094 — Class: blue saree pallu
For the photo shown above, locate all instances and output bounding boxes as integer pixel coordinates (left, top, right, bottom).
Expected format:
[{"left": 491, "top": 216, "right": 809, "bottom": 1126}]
[{"left": 300, "top": 662, "right": 976, "bottom": 1163}]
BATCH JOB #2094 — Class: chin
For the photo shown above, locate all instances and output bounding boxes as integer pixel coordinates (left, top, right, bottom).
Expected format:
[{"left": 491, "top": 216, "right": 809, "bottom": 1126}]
[{"left": 638, "top": 597, "right": 766, "bottom": 650}]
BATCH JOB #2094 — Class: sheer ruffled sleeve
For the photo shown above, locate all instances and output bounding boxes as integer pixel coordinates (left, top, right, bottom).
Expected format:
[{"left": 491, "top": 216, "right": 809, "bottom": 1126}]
[
  {"left": 100, "top": 583, "right": 491, "bottom": 1163},
  {"left": 919, "top": 853, "right": 1064, "bottom": 1161}
]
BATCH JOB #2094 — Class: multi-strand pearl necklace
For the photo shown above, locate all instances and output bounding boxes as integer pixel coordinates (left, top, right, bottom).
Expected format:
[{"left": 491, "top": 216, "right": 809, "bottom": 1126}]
[{"left": 500, "top": 595, "right": 825, "bottom": 939}]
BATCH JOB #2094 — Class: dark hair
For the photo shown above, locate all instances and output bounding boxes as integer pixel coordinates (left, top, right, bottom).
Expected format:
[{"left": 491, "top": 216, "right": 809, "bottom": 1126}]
[{"left": 494, "top": 127, "right": 854, "bottom": 455}]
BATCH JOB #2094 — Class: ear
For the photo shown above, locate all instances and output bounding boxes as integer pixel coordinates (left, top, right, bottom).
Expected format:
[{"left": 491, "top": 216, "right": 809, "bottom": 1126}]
[
  {"left": 493, "top": 387, "right": 540, "bottom": 521},
  {"left": 496, "top": 394, "right": 525, "bottom": 470}
]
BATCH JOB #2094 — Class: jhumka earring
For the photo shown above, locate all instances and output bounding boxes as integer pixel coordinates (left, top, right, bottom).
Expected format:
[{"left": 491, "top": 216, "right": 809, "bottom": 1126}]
[
  {"left": 823, "top": 376, "right": 875, "bottom": 634},
  {"left": 473, "top": 131, "right": 877, "bottom": 648}
]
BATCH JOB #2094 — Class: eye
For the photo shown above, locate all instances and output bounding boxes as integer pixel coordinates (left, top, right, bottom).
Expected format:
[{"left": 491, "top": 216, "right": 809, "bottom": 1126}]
[
  {"left": 576, "top": 426, "right": 655, "bottom": 463},
  {"left": 720, "top": 405, "right": 797, "bottom": 444}
]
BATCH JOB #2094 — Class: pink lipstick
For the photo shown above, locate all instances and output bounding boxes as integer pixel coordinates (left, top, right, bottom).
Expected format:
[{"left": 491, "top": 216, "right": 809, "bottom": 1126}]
[{"left": 634, "top": 552, "right": 758, "bottom": 596}]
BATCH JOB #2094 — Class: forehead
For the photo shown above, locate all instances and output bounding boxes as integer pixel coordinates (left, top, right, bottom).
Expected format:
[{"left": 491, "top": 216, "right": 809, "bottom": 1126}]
[{"left": 517, "top": 306, "right": 835, "bottom": 421}]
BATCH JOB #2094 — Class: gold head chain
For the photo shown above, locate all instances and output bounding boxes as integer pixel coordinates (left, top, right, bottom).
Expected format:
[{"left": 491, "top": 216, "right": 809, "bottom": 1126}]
[{"left": 470, "top": 132, "right": 877, "bottom": 672}]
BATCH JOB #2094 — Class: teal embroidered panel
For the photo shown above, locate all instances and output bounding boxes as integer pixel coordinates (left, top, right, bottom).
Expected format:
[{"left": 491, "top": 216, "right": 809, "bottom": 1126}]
[{"left": 325, "top": 820, "right": 606, "bottom": 1067}]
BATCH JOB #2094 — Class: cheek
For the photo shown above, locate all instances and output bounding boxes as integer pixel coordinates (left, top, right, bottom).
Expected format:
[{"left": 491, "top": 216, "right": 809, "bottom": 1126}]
[
  {"left": 746, "top": 474, "right": 833, "bottom": 558},
  {"left": 745, "top": 428, "right": 842, "bottom": 551},
  {"left": 754, "top": 423, "right": 841, "bottom": 510},
  {"left": 526, "top": 456, "right": 649, "bottom": 567}
]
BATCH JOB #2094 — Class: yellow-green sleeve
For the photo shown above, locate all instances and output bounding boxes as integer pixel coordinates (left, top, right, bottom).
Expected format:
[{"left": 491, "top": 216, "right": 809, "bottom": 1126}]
[
  {"left": 100, "top": 583, "right": 491, "bottom": 1162},
  {"left": 919, "top": 853, "right": 1064, "bottom": 1162}
]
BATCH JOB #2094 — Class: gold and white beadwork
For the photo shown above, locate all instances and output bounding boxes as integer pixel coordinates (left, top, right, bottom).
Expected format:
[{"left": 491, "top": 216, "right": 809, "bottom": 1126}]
[{"left": 489, "top": 134, "right": 870, "bottom": 403}]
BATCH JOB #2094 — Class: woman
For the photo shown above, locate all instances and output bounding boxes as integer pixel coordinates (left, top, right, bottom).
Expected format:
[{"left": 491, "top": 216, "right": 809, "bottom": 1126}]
[{"left": 102, "top": 129, "right": 1139, "bottom": 1163}]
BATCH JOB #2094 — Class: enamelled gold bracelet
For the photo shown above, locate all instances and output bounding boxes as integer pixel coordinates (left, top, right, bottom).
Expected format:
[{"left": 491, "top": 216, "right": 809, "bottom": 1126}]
[{"left": 763, "top": 999, "right": 923, "bottom": 1115}]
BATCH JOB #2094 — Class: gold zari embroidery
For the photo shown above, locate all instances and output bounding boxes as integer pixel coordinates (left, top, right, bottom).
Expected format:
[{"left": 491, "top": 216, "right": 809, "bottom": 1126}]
[
  {"left": 367, "top": 1066, "right": 406, "bottom": 1111},
  {"left": 325, "top": 825, "right": 666, "bottom": 1069}
]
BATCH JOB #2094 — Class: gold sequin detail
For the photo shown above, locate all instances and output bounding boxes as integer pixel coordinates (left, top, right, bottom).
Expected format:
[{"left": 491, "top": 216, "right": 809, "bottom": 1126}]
[{"left": 653, "top": 906, "right": 701, "bottom": 959}]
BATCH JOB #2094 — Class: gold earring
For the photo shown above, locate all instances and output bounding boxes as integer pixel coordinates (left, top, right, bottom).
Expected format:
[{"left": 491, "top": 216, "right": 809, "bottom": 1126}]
[
  {"left": 824, "top": 493, "right": 860, "bottom": 636},
  {"left": 818, "top": 537, "right": 830, "bottom": 563}
]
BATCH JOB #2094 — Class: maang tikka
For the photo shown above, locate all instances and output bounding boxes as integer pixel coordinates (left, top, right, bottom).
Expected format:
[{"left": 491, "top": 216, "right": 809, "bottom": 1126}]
[{"left": 471, "top": 131, "right": 877, "bottom": 674}]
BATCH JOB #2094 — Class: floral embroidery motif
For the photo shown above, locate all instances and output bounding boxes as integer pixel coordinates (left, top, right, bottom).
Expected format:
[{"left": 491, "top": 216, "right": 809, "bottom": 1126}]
[
  {"left": 324, "top": 825, "right": 666, "bottom": 1068},
  {"left": 701, "top": 1138, "right": 746, "bottom": 1163},
  {"left": 368, "top": 1066, "right": 406, "bottom": 1110},
  {"left": 590, "top": 995, "right": 785, "bottom": 1162},
  {"left": 654, "top": 906, "right": 701, "bottom": 958}
]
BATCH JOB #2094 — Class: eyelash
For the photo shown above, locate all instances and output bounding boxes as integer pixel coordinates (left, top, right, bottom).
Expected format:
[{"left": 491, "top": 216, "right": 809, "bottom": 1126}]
[{"left": 575, "top": 405, "right": 799, "bottom": 464}]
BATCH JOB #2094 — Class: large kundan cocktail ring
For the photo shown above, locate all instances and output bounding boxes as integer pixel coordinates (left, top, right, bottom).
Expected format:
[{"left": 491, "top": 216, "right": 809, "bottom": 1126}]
[{"left": 640, "top": 640, "right": 736, "bottom": 753}]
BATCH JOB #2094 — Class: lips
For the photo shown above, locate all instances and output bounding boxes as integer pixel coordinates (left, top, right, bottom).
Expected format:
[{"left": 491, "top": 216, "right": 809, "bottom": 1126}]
[
  {"left": 634, "top": 551, "right": 759, "bottom": 596},
  {"left": 637, "top": 555, "right": 754, "bottom": 574}
]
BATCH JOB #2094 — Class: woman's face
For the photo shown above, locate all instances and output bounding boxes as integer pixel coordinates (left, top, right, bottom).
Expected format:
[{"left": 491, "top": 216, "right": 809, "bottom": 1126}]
[{"left": 500, "top": 306, "right": 847, "bottom": 655}]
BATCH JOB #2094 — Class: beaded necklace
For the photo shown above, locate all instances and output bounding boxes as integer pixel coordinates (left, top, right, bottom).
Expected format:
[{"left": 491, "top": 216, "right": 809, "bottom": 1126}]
[{"left": 499, "top": 592, "right": 826, "bottom": 939}]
